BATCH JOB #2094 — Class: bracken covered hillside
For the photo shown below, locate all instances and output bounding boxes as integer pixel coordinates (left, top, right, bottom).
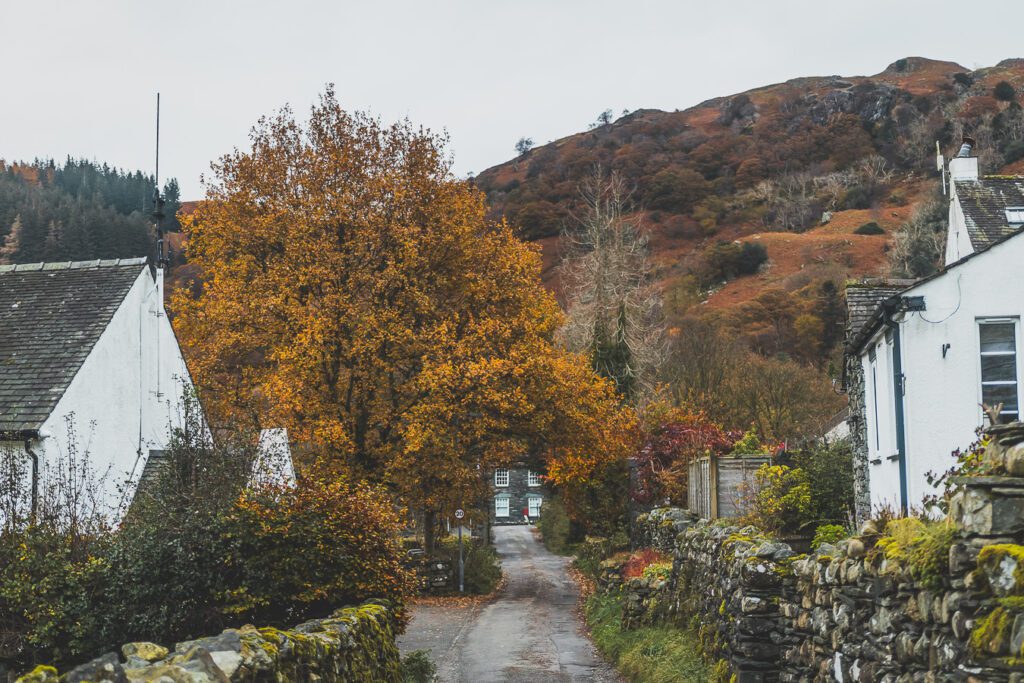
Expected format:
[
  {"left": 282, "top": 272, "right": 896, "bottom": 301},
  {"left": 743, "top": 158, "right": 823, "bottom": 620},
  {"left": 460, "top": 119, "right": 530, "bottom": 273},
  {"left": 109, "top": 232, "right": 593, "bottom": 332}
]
[{"left": 475, "top": 57, "right": 1024, "bottom": 359}]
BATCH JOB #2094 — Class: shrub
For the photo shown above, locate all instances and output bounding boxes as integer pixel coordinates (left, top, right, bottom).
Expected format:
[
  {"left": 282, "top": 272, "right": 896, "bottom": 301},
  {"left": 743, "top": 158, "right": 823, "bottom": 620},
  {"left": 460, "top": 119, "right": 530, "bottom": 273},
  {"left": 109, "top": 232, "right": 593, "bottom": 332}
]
[
  {"left": 536, "top": 496, "right": 572, "bottom": 555},
  {"left": 622, "top": 549, "right": 669, "bottom": 579},
  {"left": 641, "top": 561, "right": 673, "bottom": 582},
  {"left": 812, "top": 524, "right": 848, "bottom": 550},
  {"left": 401, "top": 650, "right": 436, "bottom": 682},
  {"left": 433, "top": 536, "right": 501, "bottom": 594},
  {"left": 854, "top": 221, "right": 885, "bottom": 235},
  {"left": 875, "top": 517, "right": 956, "bottom": 590},
  {"left": 0, "top": 427, "right": 415, "bottom": 670},
  {"left": 995, "top": 80, "right": 1017, "bottom": 102},
  {"left": 793, "top": 439, "right": 855, "bottom": 525},
  {"left": 838, "top": 185, "right": 873, "bottom": 210},
  {"left": 744, "top": 464, "right": 812, "bottom": 536},
  {"left": 702, "top": 241, "right": 768, "bottom": 285}
]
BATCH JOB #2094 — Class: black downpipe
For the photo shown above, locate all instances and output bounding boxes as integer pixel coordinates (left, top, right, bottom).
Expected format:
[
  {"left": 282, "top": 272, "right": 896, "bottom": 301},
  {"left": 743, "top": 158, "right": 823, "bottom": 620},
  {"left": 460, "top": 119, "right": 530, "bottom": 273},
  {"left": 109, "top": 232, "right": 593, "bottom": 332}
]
[
  {"left": 881, "top": 300, "right": 910, "bottom": 513},
  {"left": 24, "top": 439, "right": 38, "bottom": 523}
]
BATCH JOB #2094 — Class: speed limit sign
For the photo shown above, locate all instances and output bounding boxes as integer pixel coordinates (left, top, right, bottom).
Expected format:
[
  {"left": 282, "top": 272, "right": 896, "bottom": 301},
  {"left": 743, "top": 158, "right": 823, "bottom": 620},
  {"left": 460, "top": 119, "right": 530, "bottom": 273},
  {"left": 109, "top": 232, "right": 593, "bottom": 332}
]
[{"left": 455, "top": 509, "right": 465, "bottom": 519}]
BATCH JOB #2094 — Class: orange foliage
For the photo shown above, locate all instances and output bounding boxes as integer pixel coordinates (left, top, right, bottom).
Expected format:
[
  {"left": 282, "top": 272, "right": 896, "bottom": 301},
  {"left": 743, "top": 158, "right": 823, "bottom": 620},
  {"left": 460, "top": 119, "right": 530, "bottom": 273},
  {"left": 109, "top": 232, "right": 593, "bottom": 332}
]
[{"left": 173, "top": 88, "right": 635, "bottom": 517}]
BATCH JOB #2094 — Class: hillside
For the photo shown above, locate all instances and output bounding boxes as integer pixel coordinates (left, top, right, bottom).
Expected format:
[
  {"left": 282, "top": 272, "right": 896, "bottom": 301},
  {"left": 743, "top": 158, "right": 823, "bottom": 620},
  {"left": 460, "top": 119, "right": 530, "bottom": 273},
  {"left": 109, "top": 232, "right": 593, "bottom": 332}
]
[
  {"left": 0, "top": 159, "right": 181, "bottom": 264},
  {"left": 474, "top": 57, "right": 1024, "bottom": 361}
]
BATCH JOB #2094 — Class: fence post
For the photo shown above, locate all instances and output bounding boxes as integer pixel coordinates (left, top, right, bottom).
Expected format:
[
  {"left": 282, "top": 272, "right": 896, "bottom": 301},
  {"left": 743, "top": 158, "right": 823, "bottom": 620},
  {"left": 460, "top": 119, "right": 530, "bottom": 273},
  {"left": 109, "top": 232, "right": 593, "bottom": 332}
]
[{"left": 710, "top": 455, "right": 720, "bottom": 519}]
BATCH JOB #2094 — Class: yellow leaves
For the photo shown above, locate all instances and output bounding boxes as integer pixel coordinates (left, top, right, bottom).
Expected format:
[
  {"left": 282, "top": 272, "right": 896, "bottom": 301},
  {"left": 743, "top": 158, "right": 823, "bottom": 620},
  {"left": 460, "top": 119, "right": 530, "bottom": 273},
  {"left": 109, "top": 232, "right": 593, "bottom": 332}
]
[{"left": 174, "top": 89, "right": 633, "bottom": 513}]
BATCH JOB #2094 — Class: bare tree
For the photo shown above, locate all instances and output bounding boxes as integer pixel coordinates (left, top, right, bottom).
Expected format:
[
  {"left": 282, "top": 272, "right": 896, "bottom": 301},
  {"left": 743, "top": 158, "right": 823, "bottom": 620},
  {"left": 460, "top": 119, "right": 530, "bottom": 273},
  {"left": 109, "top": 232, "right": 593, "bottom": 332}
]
[{"left": 558, "top": 169, "right": 665, "bottom": 403}]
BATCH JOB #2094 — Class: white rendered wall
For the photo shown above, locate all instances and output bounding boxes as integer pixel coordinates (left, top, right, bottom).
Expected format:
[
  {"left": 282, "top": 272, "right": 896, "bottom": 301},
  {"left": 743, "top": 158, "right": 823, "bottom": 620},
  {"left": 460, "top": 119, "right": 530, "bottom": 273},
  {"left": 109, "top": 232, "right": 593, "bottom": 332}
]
[
  {"left": 33, "top": 267, "right": 193, "bottom": 519},
  {"left": 864, "top": 234, "right": 1024, "bottom": 510}
]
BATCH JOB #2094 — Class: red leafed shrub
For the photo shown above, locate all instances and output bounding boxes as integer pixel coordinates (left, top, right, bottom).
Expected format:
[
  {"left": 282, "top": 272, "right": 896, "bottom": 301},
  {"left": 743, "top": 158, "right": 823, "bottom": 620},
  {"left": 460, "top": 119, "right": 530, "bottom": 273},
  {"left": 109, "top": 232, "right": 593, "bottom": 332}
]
[
  {"left": 631, "top": 405, "right": 737, "bottom": 506},
  {"left": 622, "top": 549, "right": 670, "bottom": 579}
]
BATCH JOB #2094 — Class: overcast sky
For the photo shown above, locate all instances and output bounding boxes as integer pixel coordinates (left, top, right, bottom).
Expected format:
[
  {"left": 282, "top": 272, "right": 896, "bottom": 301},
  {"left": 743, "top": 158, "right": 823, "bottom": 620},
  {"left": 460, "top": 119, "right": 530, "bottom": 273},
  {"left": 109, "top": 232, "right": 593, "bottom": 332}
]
[{"left": 2, "top": 0, "right": 1023, "bottom": 199}]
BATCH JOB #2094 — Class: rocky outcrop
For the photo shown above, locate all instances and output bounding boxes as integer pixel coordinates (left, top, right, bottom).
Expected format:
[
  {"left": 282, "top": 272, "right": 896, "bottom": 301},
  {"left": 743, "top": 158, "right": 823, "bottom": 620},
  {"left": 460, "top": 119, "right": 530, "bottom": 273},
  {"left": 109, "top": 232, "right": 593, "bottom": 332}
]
[{"left": 15, "top": 601, "right": 402, "bottom": 683}]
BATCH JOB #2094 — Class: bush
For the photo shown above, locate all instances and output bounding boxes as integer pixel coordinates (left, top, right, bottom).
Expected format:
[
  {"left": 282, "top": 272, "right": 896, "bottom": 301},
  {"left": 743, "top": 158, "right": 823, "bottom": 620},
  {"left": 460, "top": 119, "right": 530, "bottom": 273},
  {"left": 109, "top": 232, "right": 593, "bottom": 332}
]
[
  {"left": 536, "top": 496, "right": 573, "bottom": 555},
  {"left": 838, "top": 185, "right": 873, "bottom": 210},
  {"left": 875, "top": 518, "right": 956, "bottom": 590},
  {"left": 433, "top": 536, "right": 502, "bottom": 594},
  {"left": 995, "top": 80, "right": 1017, "bottom": 102},
  {"left": 744, "top": 465, "right": 812, "bottom": 536},
  {"left": 702, "top": 241, "right": 768, "bottom": 285},
  {"left": 622, "top": 549, "right": 669, "bottom": 579},
  {"left": 854, "top": 221, "right": 885, "bottom": 235},
  {"left": 401, "top": 650, "right": 436, "bottom": 682},
  {"left": 0, "top": 427, "right": 415, "bottom": 670},
  {"left": 812, "top": 524, "right": 848, "bottom": 550},
  {"left": 792, "top": 439, "right": 854, "bottom": 526}
]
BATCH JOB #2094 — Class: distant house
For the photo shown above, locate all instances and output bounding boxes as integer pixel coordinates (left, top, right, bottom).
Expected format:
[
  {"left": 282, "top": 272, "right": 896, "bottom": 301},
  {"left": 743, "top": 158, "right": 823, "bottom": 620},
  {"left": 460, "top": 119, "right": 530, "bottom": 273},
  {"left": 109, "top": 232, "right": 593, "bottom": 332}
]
[
  {"left": 845, "top": 140, "right": 1024, "bottom": 515},
  {"left": 0, "top": 258, "right": 194, "bottom": 520},
  {"left": 489, "top": 466, "right": 545, "bottom": 525}
]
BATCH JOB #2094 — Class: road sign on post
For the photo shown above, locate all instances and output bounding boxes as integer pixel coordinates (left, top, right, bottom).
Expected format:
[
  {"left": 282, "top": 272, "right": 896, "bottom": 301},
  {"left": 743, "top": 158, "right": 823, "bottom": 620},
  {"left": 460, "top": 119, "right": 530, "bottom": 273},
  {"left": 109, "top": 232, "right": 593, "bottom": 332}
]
[{"left": 456, "top": 509, "right": 465, "bottom": 592}]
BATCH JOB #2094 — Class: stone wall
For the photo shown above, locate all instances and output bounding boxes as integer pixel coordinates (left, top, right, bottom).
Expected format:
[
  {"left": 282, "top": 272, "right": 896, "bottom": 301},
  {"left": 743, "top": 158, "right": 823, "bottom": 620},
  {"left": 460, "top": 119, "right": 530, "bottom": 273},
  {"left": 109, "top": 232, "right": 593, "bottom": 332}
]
[
  {"left": 13, "top": 600, "right": 402, "bottom": 683},
  {"left": 617, "top": 480, "right": 1024, "bottom": 682}
]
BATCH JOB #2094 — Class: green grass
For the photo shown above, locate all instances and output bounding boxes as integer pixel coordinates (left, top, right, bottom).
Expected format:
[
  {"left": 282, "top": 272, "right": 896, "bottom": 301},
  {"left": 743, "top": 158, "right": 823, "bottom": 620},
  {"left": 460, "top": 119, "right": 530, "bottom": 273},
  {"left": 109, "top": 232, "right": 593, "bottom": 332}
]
[{"left": 584, "top": 592, "right": 710, "bottom": 682}]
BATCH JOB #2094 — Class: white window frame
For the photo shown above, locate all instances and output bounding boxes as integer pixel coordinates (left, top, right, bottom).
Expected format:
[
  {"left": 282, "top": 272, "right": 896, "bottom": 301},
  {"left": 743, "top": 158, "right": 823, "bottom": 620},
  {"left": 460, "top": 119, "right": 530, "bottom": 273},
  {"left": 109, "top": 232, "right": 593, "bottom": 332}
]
[
  {"left": 495, "top": 495, "right": 510, "bottom": 517},
  {"left": 494, "top": 468, "right": 509, "bottom": 487},
  {"left": 977, "top": 317, "right": 1021, "bottom": 424},
  {"left": 527, "top": 496, "right": 542, "bottom": 517},
  {"left": 527, "top": 470, "right": 541, "bottom": 487},
  {"left": 1006, "top": 207, "right": 1024, "bottom": 225}
]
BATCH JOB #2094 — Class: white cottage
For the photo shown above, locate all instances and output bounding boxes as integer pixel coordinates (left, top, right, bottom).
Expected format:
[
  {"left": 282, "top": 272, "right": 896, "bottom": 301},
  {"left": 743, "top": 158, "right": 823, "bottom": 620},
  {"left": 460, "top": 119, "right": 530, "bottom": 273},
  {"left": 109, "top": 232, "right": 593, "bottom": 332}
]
[
  {"left": 0, "top": 258, "right": 193, "bottom": 520},
  {"left": 847, "top": 141, "right": 1024, "bottom": 513}
]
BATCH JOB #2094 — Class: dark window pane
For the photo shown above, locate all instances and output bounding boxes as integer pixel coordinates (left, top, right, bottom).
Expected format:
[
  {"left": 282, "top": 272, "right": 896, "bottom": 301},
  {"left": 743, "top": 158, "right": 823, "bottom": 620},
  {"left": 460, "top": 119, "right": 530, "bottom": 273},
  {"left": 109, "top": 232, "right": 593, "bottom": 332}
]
[
  {"left": 982, "top": 382, "right": 1019, "bottom": 413},
  {"left": 981, "top": 323, "right": 1016, "bottom": 353},
  {"left": 982, "top": 354, "right": 1018, "bottom": 382}
]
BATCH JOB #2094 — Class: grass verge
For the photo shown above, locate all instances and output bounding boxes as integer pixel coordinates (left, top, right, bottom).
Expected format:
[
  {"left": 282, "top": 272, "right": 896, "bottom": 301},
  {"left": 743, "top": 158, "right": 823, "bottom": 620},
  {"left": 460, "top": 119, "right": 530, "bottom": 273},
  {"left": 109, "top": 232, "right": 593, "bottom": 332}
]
[{"left": 584, "top": 591, "right": 709, "bottom": 683}]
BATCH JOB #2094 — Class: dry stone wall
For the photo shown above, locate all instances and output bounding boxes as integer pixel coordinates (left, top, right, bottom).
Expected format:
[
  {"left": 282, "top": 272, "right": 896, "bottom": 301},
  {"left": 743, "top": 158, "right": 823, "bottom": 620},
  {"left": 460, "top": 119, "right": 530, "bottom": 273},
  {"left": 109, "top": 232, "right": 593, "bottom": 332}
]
[
  {"left": 619, "top": 471, "right": 1024, "bottom": 682},
  {"left": 13, "top": 600, "right": 402, "bottom": 683}
]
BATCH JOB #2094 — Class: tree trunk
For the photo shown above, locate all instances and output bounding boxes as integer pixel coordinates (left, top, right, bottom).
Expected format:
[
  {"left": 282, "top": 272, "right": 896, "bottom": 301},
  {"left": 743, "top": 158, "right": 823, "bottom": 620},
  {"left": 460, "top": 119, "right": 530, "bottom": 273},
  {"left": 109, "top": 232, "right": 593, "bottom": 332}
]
[{"left": 424, "top": 509, "right": 437, "bottom": 556}]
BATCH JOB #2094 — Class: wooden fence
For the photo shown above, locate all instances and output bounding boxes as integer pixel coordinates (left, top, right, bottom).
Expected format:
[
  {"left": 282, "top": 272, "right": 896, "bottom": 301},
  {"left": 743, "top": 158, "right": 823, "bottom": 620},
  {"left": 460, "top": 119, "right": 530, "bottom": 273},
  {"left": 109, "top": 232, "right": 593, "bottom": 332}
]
[{"left": 688, "top": 455, "right": 771, "bottom": 519}]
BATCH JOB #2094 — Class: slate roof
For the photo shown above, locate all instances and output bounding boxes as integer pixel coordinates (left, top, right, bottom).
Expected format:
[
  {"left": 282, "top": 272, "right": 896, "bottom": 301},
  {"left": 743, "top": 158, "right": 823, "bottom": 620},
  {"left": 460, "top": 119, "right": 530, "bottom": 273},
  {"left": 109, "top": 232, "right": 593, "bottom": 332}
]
[
  {"left": 0, "top": 258, "right": 149, "bottom": 435},
  {"left": 845, "top": 279, "right": 916, "bottom": 344},
  {"left": 955, "top": 177, "right": 1024, "bottom": 250}
]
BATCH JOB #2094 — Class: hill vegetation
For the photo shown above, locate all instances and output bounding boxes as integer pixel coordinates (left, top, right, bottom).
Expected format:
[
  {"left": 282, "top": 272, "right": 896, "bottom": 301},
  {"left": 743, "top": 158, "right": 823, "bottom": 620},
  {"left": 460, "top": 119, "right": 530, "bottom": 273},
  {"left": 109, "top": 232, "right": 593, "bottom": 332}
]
[
  {"left": 475, "top": 57, "right": 1024, "bottom": 434},
  {"left": 0, "top": 159, "right": 181, "bottom": 264},
  {"left": 475, "top": 59, "right": 1024, "bottom": 362}
]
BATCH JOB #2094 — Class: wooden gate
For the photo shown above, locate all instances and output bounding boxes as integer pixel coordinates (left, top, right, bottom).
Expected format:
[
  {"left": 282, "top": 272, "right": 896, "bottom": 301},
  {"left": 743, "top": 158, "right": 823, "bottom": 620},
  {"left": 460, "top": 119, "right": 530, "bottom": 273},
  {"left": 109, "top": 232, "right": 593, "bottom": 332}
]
[{"left": 688, "top": 455, "right": 770, "bottom": 519}]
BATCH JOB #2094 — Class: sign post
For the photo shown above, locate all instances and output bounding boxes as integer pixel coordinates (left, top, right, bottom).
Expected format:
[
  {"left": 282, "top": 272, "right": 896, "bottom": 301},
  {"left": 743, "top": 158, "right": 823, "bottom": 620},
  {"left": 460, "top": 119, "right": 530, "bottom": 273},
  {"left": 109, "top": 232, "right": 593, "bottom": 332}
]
[{"left": 455, "top": 508, "right": 465, "bottom": 593}]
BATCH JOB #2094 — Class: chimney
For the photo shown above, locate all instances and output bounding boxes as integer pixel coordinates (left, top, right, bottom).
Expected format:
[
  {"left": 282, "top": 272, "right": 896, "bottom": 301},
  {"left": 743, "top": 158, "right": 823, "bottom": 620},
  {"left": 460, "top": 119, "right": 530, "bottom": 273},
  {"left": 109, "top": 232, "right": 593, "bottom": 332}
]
[{"left": 949, "top": 135, "right": 979, "bottom": 182}]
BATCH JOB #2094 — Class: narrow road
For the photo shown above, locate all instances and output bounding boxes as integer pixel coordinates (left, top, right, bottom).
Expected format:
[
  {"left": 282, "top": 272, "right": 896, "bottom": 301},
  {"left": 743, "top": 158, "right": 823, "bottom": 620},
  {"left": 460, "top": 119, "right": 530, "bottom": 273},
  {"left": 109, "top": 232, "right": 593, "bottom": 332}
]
[{"left": 398, "top": 525, "right": 620, "bottom": 682}]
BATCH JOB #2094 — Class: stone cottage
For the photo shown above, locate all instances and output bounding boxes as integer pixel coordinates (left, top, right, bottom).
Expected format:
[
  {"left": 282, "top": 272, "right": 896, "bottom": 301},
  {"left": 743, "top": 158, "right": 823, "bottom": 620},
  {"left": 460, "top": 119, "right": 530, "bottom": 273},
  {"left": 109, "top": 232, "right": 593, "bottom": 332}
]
[{"left": 489, "top": 466, "right": 545, "bottom": 525}]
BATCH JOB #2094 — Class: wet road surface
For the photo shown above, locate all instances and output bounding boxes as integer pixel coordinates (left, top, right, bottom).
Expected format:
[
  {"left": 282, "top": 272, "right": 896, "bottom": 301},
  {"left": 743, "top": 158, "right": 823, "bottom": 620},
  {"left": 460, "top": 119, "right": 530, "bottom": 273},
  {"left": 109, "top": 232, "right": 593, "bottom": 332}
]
[{"left": 398, "top": 525, "right": 620, "bottom": 682}]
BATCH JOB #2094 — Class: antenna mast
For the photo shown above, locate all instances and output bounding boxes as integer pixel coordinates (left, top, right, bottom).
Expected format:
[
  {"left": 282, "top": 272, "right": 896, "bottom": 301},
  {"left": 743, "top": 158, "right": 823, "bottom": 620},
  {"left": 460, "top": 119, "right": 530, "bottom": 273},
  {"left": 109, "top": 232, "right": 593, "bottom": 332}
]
[{"left": 153, "top": 93, "right": 167, "bottom": 268}]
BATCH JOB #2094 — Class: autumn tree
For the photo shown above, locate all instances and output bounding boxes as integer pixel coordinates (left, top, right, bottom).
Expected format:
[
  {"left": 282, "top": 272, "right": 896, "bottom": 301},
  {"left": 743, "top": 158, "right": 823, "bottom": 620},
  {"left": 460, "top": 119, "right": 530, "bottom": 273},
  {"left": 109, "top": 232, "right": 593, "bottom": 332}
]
[
  {"left": 558, "top": 169, "right": 665, "bottom": 403},
  {"left": 173, "top": 89, "right": 634, "bottom": 551}
]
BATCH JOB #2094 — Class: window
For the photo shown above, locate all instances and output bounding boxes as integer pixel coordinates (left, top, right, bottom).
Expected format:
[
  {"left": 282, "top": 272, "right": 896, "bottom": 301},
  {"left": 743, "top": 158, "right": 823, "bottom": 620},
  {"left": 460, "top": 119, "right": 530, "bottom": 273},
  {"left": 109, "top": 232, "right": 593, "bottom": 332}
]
[
  {"left": 980, "top": 320, "right": 1020, "bottom": 423},
  {"left": 495, "top": 496, "right": 510, "bottom": 517},
  {"left": 528, "top": 496, "right": 542, "bottom": 517},
  {"left": 1006, "top": 207, "right": 1024, "bottom": 225},
  {"left": 527, "top": 470, "right": 541, "bottom": 487},
  {"left": 494, "top": 468, "right": 509, "bottom": 487}
]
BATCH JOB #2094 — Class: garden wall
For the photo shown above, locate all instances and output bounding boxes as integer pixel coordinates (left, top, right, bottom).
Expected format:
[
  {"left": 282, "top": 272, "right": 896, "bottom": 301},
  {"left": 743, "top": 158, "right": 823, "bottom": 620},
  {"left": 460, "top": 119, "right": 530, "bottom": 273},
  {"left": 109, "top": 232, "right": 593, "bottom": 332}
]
[
  {"left": 12, "top": 600, "right": 402, "bottom": 683},
  {"left": 612, "top": 429, "right": 1024, "bottom": 682}
]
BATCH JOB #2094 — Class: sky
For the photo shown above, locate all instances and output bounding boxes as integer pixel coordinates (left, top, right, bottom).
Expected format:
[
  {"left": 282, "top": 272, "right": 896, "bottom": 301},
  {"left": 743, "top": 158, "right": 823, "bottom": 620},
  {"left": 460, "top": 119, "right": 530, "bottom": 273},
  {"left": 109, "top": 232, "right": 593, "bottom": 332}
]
[{"left": 2, "top": 0, "right": 1024, "bottom": 199}]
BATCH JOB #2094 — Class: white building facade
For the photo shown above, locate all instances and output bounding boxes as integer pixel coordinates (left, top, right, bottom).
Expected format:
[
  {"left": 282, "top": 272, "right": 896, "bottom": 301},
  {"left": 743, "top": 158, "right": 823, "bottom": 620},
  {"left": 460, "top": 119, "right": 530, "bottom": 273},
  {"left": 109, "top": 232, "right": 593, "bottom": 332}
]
[
  {"left": 0, "top": 258, "right": 194, "bottom": 521},
  {"left": 849, "top": 144, "right": 1024, "bottom": 512}
]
